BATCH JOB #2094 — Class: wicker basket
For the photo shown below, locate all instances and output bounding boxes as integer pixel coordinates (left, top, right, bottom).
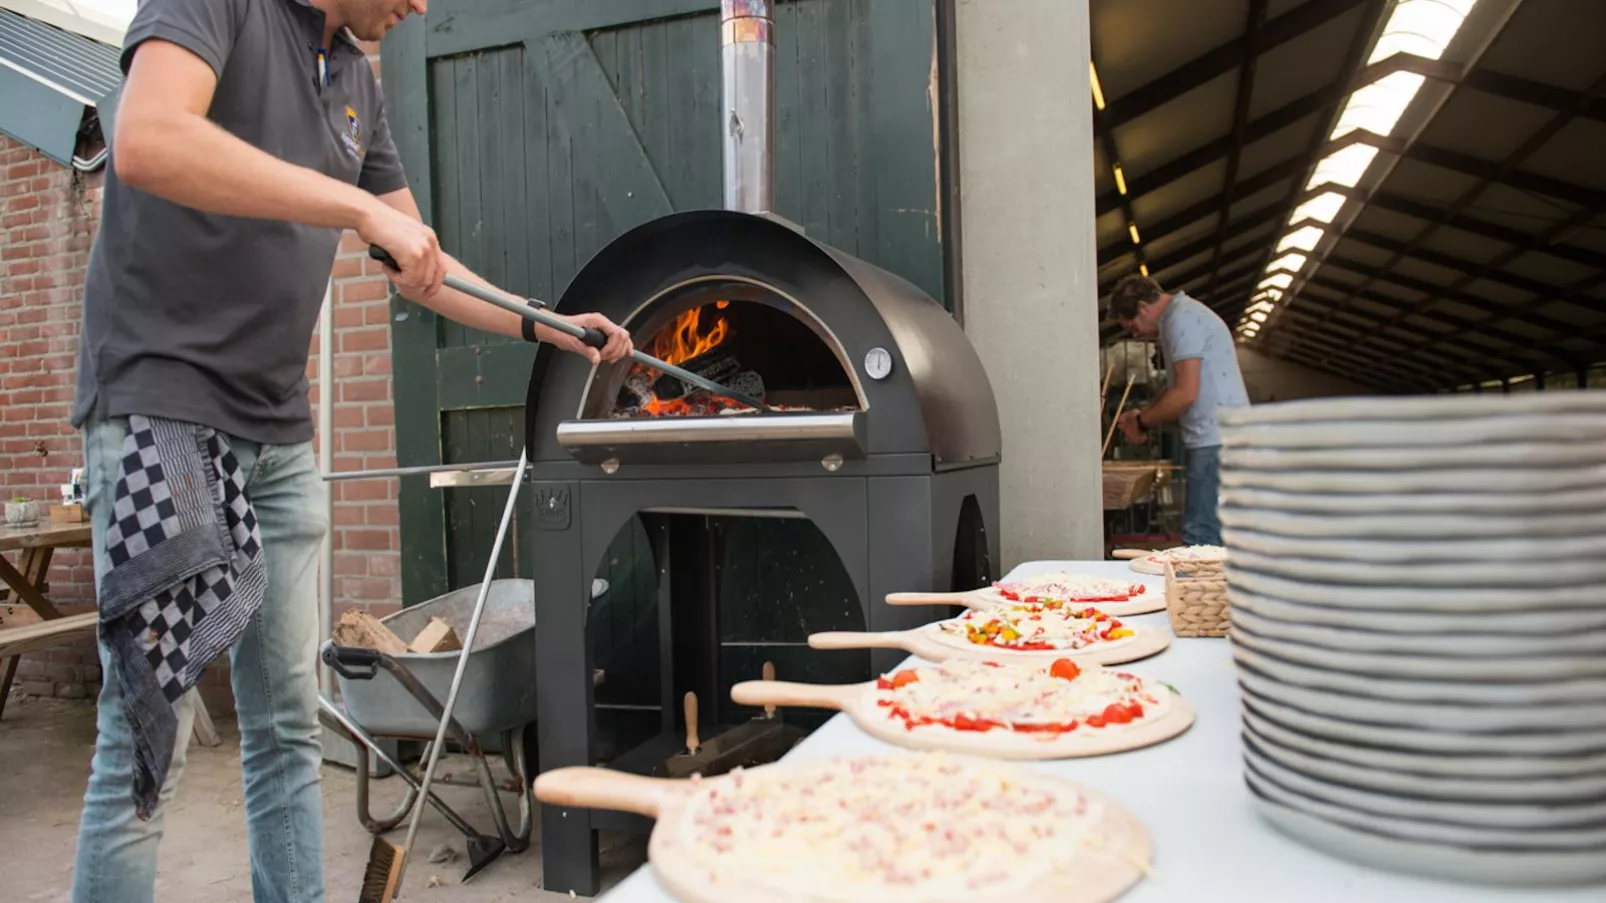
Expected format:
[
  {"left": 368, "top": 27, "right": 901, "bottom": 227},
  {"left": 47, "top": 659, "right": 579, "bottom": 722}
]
[{"left": 1164, "top": 558, "right": 1229, "bottom": 637}]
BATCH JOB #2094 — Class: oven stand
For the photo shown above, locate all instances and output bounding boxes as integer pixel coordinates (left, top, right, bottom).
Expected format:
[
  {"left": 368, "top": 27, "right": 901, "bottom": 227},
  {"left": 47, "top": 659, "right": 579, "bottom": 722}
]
[{"left": 529, "top": 465, "right": 1000, "bottom": 896}]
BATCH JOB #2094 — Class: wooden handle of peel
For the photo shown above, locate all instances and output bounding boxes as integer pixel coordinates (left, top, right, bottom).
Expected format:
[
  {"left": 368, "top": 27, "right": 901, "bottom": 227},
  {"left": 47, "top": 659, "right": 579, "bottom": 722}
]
[
  {"left": 532, "top": 767, "right": 672, "bottom": 818},
  {"left": 731, "top": 679, "right": 857, "bottom": 711},
  {"left": 886, "top": 589, "right": 979, "bottom": 606},
  {"left": 808, "top": 630, "right": 908, "bottom": 651},
  {"left": 761, "top": 661, "right": 776, "bottom": 717},
  {"left": 683, "top": 692, "right": 700, "bottom": 752},
  {"left": 1112, "top": 549, "right": 1149, "bottom": 560}
]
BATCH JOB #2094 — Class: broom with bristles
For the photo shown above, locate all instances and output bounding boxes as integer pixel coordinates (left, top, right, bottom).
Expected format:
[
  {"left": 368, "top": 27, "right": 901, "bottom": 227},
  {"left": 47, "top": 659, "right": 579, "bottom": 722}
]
[{"left": 357, "top": 836, "right": 405, "bottom": 903}]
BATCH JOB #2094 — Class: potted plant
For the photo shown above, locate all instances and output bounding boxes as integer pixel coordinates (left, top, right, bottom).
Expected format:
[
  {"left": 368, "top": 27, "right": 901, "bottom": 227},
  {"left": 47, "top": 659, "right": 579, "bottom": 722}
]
[{"left": 5, "top": 497, "right": 39, "bottom": 528}]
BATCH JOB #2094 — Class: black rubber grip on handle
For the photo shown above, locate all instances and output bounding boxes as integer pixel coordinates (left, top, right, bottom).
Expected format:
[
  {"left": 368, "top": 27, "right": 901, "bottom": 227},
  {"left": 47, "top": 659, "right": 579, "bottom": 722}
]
[
  {"left": 323, "top": 644, "right": 381, "bottom": 680},
  {"left": 368, "top": 245, "right": 400, "bottom": 271},
  {"left": 579, "top": 326, "right": 607, "bottom": 349}
]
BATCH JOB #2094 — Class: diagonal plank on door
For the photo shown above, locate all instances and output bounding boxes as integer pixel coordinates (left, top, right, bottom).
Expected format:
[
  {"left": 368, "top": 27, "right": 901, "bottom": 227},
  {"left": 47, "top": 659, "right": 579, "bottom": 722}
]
[{"left": 533, "top": 31, "right": 675, "bottom": 231}]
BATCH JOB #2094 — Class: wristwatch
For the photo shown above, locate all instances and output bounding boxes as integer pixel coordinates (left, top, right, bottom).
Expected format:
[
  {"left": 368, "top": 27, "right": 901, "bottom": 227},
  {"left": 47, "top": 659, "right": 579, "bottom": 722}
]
[{"left": 520, "top": 298, "right": 549, "bottom": 343}]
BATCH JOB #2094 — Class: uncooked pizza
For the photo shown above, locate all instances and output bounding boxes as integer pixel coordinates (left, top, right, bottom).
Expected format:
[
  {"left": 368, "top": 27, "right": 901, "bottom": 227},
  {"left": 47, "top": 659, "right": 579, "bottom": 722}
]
[
  {"left": 1130, "top": 545, "right": 1226, "bottom": 575},
  {"left": 670, "top": 752, "right": 1143, "bottom": 903},
  {"left": 871, "top": 658, "right": 1170, "bottom": 740},
  {"left": 990, "top": 572, "right": 1149, "bottom": 606},
  {"left": 935, "top": 603, "right": 1134, "bottom": 653}
]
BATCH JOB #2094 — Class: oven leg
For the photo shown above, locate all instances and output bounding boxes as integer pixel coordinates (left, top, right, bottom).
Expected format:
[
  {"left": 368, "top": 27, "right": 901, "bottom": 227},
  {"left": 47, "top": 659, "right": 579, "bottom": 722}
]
[
  {"left": 531, "top": 480, "right": 602, "bottom": 895},
  {"left": 868, "top": 477, "right": 944, "bottom": 675}
]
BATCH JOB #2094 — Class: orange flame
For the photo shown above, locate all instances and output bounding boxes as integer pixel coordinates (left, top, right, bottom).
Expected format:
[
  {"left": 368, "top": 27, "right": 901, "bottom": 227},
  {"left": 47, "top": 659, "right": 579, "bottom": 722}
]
[{"left": 652, "top": 304, "right": 729, "bottom": 366}]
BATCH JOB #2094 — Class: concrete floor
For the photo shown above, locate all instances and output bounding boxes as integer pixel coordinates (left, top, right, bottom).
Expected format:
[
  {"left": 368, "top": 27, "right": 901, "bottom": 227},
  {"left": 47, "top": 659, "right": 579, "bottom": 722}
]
[{"left": 0, "top": 695, "right": 646, "bottom": 902}]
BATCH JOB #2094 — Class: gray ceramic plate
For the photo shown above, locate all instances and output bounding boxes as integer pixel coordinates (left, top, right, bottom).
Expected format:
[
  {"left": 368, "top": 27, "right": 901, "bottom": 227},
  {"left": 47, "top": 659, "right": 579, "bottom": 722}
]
[
  {"left": 1221, "top": 501, "right": 1606, "bottom": 539},
  {"left": 1223, "top": 441, "right": 1606, "bottom": 471},
  {"left": 1233, "top": 658, "right": 1606, "bottom": 731},
  {"left": 1221, "top": 483, "right": 1606, "bottom": 516},
  {"left": 1248, "top": 785, "right": 1606, "bottom": 886},
  {"left": 1220, "top": 413, "right": 1606, "bottom": 449},
  {"left": 1224, "top": 525, "right": 1606, "bottom": 565},
  {"left": 1228, "top": 563, "right": 1606, "bottom": 613},
  {"left": 1219, "top": 393, "right": 1606, "bottom": 427},
  {"left": 1243, "top": 717, "right": 1606, "bottom": 802},
  {"left": 1228, "top": 547, "right": 1606, "bottom": 589},
  {"left": 1237, "top": 683, "right": 1606, "bottom": 758},
  {"left": 1229, "top": 603, "right": 1606, "bottom": 657},
  {"left": 1243, "top": 742, "right": 1606, "bottom": 832},
  {"left": 1220, "top": 463, "right": 1606, "bottom": 494},
  {"left": 1229, "top": 620, "right": 1606, "bottom": 681},
  {"left": 1241, "top": 703, "right": 1606, "bottom": 780}
]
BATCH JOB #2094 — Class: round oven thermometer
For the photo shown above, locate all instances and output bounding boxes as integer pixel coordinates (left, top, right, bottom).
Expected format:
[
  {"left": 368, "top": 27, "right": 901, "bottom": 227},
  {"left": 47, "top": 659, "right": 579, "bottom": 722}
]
[{"left": 864, "top": 347, "right": 894, "bottom": 380}]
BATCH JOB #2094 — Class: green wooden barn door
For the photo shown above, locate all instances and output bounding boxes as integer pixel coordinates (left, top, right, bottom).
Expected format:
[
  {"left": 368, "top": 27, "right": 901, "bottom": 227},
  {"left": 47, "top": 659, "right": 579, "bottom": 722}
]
[{"left": 382, "top": 2, "right": 946, "bottom": 723}]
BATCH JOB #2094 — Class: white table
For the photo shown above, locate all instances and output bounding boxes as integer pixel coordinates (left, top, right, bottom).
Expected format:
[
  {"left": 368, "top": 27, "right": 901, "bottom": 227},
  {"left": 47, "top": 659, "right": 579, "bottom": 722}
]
[{"left": 597, "top": 560, "right": 1604, "bottom": 902}]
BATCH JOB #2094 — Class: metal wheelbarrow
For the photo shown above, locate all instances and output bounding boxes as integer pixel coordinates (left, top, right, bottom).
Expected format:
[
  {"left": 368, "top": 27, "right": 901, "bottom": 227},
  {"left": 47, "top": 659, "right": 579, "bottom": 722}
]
[{"left": 318, "top": 579, "right": 539, "bottom": 881}]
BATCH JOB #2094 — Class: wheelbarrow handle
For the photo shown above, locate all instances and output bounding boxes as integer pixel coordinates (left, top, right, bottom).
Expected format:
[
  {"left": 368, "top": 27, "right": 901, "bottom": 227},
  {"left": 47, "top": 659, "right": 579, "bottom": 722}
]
[{"left": 323, "top": 644, "right": 381, "bottom": 680}]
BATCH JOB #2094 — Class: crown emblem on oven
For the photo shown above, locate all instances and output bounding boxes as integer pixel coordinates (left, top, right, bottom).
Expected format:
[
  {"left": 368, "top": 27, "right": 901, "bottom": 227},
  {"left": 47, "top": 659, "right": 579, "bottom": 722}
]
[{"left": 534, "top": 486, "right": 571, "bottom": 530}]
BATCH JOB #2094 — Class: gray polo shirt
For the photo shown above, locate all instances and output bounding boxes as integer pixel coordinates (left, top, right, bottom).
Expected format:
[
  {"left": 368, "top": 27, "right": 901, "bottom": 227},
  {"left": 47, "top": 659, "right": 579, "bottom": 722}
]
[
  {"left": 1158, "top": 291, "right": 1249, "bottom": 449},
  {"left": 72, "top": 0, "right": 409, "bottom": 444}
]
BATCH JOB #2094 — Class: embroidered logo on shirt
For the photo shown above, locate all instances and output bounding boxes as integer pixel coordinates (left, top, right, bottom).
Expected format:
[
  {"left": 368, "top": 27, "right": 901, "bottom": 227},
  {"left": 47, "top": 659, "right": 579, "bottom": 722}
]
[{"left": 341, "top": 105, "right": 366, "bottom": 160}]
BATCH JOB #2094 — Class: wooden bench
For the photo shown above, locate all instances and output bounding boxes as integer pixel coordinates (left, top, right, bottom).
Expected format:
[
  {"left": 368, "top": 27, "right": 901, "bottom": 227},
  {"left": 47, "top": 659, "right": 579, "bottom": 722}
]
[{"left": 0, "top": 524, "right": 220, "bottom": 745}]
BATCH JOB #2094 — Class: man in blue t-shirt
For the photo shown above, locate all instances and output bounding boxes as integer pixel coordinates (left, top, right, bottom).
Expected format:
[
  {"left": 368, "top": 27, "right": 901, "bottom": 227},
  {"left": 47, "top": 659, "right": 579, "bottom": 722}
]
[{"left": 1107, "top": 275, "right": 1249, "bottom": 545}]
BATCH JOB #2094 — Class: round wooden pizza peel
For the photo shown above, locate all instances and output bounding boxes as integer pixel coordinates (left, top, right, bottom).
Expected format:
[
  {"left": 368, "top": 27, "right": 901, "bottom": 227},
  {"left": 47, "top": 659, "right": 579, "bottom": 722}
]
[
  {"left": 886, "top": 584, "right": 1164, "bottom": 617},
  {"left": 730, "top": 678, "right": 1195, "bottom": 760},
  {"left": 534, "top": 757, "right": 1153, "bottom": 903},
  {"left": 809, "top": 618, "right": 1172, "bottom": 666}
]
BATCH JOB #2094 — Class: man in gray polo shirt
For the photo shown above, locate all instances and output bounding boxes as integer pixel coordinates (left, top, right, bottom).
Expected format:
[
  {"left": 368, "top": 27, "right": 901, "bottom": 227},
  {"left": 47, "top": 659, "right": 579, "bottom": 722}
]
[
  {"left": 68, "top": 2, "right": 631, "bottom": 901},
  {"left": 1108, "top": 275, "right": 1249, "bottom": 546}
]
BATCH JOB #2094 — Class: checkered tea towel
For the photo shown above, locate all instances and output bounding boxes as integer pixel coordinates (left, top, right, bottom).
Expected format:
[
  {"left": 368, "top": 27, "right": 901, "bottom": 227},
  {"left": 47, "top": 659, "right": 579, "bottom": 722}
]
[{"left": 97, "top": 415, "right": 265, "bottom": 819}]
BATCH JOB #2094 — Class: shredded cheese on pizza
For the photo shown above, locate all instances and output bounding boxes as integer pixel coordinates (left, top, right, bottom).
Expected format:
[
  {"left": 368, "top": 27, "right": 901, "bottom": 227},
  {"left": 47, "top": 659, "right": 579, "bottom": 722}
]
[
  {"left": 1146, "top": 545, "right": 1226, "bottom": 564},
  {"left": 870, "top": 659, "right": 1167, "bottom": 737},
  {"left": 992, "top": 572, "right": 1146, "bottom": 604},
  {"left": 676, "top": 753, "right": 1103, "bottom": 901},
  {"left": 940, "top": 604, "right": 1135, "bottom": 651}
]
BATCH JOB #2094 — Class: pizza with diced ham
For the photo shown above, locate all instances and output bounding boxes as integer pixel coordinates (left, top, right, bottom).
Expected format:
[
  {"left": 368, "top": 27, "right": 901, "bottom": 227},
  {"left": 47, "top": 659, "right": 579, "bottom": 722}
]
[
  {"left": 990, "top": 572, "right": 1149, "bottom": 605},
  {"left": 667, "top": 752, "right": 1149, "bottom": 903}
]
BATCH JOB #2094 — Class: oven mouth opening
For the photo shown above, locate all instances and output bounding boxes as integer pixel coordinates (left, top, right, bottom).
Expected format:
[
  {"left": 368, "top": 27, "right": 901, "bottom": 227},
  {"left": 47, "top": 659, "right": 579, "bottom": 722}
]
[{"left": 579, "top": 278, "right": 865, "bottom": 422}]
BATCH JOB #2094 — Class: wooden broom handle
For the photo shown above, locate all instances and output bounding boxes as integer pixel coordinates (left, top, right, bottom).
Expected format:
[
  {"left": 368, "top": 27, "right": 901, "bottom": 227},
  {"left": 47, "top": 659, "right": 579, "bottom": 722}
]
[{"left": 1102, "top": 374, "right": 1137, "bottom": 458}]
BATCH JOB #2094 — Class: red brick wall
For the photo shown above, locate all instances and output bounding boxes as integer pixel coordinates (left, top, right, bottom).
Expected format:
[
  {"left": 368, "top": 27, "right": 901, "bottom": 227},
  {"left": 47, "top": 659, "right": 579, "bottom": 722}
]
[{"left": 1, "top": 118, "right": 403, "bottom": 707}]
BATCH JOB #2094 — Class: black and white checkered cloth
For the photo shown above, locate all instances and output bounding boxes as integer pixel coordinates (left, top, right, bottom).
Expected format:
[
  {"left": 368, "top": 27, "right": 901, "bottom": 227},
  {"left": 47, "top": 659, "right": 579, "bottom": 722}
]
[{"left": 97, "top": 415, "right": 266, "bottom": 819}]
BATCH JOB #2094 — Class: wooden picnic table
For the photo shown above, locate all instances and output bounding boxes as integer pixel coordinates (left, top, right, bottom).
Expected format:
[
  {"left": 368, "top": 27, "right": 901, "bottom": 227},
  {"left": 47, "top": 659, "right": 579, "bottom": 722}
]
[{"left": 0, "top": 520, "right": 219, "bottom": 743}]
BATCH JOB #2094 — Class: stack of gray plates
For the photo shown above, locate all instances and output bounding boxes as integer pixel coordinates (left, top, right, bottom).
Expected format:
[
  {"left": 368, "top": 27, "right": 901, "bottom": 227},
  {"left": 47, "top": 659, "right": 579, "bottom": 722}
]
[{"left": 1217, "top": 392, "right": 1606, "bottom": 887}]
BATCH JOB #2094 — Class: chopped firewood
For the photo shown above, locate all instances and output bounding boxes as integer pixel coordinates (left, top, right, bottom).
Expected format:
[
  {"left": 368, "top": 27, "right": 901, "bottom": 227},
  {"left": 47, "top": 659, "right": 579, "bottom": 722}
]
[
  {"left": 331, "top": 609, "right": 408, "bottom": 656},
  {"left": 408, "top": 617, "right": 463, "bottom": 654}
]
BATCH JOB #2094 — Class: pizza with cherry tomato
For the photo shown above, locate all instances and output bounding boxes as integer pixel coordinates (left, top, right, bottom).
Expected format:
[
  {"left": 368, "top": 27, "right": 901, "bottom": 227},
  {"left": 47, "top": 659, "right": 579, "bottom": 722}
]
[{"left": 857, "top": 659, "right": 1187, "bottom": 759}]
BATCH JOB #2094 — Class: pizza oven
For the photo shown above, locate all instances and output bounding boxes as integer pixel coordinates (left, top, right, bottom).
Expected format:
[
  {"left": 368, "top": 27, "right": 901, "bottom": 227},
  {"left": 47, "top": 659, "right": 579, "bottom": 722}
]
[{"left": 525, "top": 2, "right": 1001, "bottom": 894}]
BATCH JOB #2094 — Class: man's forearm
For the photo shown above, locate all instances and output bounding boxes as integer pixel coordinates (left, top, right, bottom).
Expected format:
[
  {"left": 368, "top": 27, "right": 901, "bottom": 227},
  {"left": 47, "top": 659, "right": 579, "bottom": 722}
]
[
  {"left": 116, "top": 110, "right": 375, "bottom": 233},
  {"left": 395, "top": 254, "right": 577, "bottom": 344},
  {"left": 1139, "top": 387, "right": 1193, "bottom": 426}
]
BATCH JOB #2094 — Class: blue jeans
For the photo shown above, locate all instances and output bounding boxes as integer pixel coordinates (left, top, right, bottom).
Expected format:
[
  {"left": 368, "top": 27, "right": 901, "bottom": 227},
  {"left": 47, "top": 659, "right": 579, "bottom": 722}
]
[
  {"left": 1183, "top": 444, "right": 1223, "bottom": 547},
  {"left": 71, "top": 416, "right": 330, "bottom": 903}
]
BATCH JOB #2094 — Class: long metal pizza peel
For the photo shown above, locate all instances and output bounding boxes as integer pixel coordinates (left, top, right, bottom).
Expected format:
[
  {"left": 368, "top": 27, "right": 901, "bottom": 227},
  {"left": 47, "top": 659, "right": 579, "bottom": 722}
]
[{"left": 367, "top": 246, "right": 772, "bottom": 412}]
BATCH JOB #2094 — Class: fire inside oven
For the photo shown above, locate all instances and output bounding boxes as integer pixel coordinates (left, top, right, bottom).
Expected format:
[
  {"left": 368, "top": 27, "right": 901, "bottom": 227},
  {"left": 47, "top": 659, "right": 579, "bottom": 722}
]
[{"left": 596, "top": 279, "right": 861, "bottom": 421}]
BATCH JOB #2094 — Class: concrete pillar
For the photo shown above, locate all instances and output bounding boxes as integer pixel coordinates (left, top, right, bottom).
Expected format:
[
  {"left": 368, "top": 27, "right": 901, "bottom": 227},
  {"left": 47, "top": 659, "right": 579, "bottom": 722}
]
[{"left": 954, "top": 0, "right": 1102, "bottom": 568}]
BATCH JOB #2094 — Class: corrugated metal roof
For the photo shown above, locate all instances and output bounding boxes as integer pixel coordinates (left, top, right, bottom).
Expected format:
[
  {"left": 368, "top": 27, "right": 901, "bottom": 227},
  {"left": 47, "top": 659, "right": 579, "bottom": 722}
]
[{"left": 0, "top": 5, "right": 120, "bottom": 107}]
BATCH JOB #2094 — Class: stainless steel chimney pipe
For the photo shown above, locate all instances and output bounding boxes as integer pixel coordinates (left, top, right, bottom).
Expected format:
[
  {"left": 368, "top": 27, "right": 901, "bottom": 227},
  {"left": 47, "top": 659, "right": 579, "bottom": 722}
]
[{"left": 720, "top": 0, "right": 774, "bottom": 214}]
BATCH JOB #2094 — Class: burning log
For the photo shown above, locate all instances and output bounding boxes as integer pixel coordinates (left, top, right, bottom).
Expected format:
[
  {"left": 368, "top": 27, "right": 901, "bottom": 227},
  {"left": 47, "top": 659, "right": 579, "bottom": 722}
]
[{"left": 649, "top": 349, "right": 744, "bottom": 401}]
